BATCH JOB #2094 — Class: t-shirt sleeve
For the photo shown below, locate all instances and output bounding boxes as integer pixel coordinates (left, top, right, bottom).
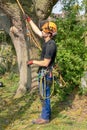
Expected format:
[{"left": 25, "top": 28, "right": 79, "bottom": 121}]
[{"left": 44, "top": 42, "right": 56, "bottom": 59}]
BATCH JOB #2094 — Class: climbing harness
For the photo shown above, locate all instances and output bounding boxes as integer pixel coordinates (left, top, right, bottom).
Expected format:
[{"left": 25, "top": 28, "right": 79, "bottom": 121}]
[
  {"left": 16, "top": 0, "right": 42, "bottom": 51},
  {"left": 38, "top": 68, "right": 55, "bottom": 99},
  {"left": 38, "top": 66, "right": 66, "bottom": 99}
]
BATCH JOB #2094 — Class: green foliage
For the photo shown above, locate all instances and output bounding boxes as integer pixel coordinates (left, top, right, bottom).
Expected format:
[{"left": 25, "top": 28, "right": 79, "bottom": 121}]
[
  {"left": 54, "top": 0, "right": 87, "bottom": 98},
  {"left": 0, "top": 32, "right": 6, "bottom": 43},
  {"left": 79, "top": 86, "right": 87, "bottom": 95},
  {"left": 0, "top": 65, "right": 6, "bottom": 75},
  {"left": 0, "top": 45, "right": 16, "bottom": 74},
  {"left": 0, "top": 32, "right": 17, "bottom": 75}
]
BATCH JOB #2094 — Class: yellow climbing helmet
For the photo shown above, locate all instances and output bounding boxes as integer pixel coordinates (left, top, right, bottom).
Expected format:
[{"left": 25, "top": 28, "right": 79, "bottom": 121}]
[{"left": 41, "top": 21, "right": 57, "bottom": 36}]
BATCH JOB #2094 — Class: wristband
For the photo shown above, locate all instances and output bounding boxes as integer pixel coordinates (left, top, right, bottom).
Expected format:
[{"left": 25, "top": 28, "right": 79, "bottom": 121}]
[
  {"left": 27, "top": 60, "right": 33, "bottom": 65},
  {"left": 27, "top": 17, "right": 31, "bottom": 22}
]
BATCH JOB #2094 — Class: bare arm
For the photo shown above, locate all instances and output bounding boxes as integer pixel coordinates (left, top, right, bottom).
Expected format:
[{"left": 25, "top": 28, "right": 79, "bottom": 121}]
[
  {"left": 29, "top": 20, "right": 42, "bottom": 38},
  {"left": 33, "top": 58, "right": 51, "bottom": 67}
]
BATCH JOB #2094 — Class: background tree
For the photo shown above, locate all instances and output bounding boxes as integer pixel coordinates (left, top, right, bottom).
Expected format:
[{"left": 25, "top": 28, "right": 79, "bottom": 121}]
[
  {"left": 54, "top": 0, "right": 87, "bottom": 98},
  {"left": 80, "top": 0, "right": 87, "bottom": 93}
]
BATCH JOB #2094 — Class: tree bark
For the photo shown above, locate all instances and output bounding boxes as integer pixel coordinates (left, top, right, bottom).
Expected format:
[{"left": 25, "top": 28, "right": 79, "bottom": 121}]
[{"left": 81, "top": 13, "right": 87, "bottom": 89}]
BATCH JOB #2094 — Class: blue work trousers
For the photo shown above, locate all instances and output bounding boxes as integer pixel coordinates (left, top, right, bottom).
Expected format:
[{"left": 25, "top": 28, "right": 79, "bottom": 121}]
[{"left": 38, "top": 75, "right": 52, "bottom": 120}]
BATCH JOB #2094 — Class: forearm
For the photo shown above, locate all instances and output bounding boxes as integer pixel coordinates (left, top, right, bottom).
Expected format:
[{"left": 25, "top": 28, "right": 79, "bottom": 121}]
[
  {"left": 33, "top": 60, "right": 48, "bottom": 67},
  {"left": 33, "top": 59, "right": 51, "bottom": 67},
  {"left": 27, "top": 58, "right": 51, "bottom": 67},
  {"left": 29, "top": 20, "right": 42, "bottom": 37}
]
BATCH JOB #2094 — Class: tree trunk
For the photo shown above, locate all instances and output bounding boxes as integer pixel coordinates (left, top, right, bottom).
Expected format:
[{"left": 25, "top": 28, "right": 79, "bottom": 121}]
[
  {"left": 81, "top": 13, "right": 87, "bottom": 89},
  {"left": 10, "top": 26, "right": 32, "bottom": 98},
  {"left": 81, "top": 31, "right": 87, "bottom": 89}
]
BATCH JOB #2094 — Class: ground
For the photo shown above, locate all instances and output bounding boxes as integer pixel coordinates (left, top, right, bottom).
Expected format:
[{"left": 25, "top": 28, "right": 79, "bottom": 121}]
[{"left": 0, "top": 73, "right": 87, "bottom": 130}]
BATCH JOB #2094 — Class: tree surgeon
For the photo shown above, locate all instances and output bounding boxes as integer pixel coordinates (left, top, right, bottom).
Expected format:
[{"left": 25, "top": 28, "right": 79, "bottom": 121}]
[{"left": 26, "top": 15, "right": 57, "bottom": 124}]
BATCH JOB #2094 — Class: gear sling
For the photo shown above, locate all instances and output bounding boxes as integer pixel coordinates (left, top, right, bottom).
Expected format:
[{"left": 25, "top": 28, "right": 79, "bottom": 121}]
[{"left": 38, "top": 67, "right": 55, "bottom": 99}]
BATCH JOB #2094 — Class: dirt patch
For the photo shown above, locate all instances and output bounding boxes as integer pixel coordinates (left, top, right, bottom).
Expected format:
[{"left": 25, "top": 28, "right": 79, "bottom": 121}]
[
  {"left": 56, "top": 88, "right": 87, "bottom": 122},
  {"left": 66, "top": 95, "right": 87, "bottom": 121}
]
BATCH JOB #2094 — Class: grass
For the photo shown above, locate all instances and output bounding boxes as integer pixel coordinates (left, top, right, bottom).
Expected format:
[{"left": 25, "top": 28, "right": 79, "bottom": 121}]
[{"left": 0, "top": 73, "right": 87, "bottom": 130}]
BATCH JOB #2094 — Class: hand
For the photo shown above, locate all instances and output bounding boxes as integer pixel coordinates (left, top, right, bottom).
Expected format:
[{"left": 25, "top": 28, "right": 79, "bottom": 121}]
[
  {"left": 23, "top": 14, "right": 31, "bottom": 22},
  {"left": 27, "top": 60, "right": 33, "bottom": 66}
]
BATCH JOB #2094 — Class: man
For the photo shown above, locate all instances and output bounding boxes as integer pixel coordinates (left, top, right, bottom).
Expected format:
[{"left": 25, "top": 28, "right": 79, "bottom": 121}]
[{"left": 26, "top": 16, "right": 57, "bottom": 124}]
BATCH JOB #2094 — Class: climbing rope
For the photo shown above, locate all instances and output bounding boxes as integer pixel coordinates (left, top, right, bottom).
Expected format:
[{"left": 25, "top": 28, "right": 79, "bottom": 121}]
[
  {"left": 16, "top": 0, "right": 42, "bottom": 51},
  {"left": 16, "top": 0, "right": 25, "bottom": 14},
  {"left": 26, "top": 22, "right": 42, "bottom": 51},
  {"left": 52, "top": 67, "right": 66, "bottom": 87}
]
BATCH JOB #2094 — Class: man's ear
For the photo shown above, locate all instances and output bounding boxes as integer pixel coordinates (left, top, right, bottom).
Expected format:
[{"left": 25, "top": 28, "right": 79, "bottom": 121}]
[{"left": 48, "top": 33, "right": 52, "bottom": 37}]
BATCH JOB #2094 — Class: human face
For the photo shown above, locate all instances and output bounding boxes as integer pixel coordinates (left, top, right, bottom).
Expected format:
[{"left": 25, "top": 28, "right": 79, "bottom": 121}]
[
  {"left": 42, "top": 31, "right": 50, "bottom": 38},
  {"left": 42, "top": 31, "right": 51, "bottom": 42}
]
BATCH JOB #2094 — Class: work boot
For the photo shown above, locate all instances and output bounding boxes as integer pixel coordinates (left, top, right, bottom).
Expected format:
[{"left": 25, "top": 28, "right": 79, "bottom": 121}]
[{"left": 32, "top": 118, "right": 49, "bottom": 124}]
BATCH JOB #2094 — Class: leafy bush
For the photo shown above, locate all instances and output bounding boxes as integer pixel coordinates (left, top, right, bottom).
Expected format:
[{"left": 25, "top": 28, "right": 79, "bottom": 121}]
[
  {"left": 0, "top": 32, "right": 17, "bottom": 76},
  {"left": 54, "top": 10, "right": 86, "bottom": 98}
]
